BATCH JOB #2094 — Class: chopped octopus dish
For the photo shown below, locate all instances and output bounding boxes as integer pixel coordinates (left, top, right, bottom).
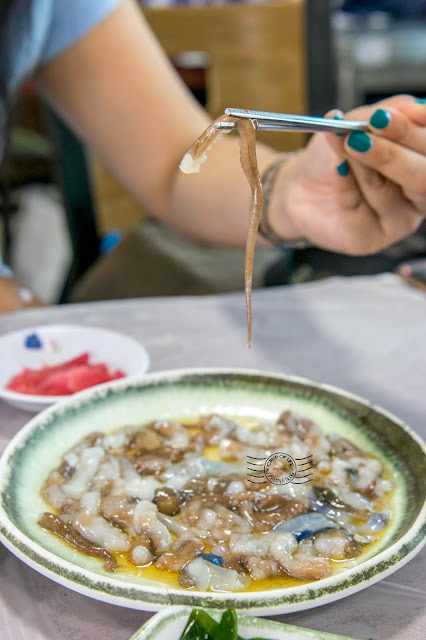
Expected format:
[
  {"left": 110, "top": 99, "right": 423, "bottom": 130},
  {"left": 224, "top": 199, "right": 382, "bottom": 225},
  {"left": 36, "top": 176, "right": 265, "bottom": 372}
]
[{"left": 39, "top": 411, "right": 393, "bottom": 593}]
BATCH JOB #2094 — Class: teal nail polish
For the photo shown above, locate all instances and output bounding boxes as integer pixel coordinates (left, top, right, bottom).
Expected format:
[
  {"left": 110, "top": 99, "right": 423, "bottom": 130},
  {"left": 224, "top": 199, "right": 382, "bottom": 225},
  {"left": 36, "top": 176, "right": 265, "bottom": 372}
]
[
  {"left": 370, "top": 108, "right": 391, "bottom": 129},
  {"left": 347, "top": 130, "right": 372, "bottom": 153},
  {"left": 336, "top": 160, "right": 349, "bottom": 176},
  {"left": 416, "top": 98, "right": 426, "bottom": 103}
]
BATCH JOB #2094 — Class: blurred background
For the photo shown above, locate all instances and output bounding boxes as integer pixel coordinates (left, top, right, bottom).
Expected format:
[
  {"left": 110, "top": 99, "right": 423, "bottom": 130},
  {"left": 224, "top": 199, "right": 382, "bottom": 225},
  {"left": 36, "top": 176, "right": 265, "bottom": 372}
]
[{"left": 1, "top": 0, "right": 425, "bottom": 306}]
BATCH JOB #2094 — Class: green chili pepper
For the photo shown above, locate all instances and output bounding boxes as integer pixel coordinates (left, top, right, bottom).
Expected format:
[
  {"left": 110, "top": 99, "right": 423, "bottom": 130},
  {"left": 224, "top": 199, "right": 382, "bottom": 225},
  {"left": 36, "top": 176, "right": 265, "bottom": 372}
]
[
  {"left": 179, "top": 609, "right": 218, "bottom": 640},
  {"left": 179, "top": 608, "right": 271, "bottom": 640},
  {"left": 212, "top": 608, "right": 238, "bottom": 640},
  {"left": 179, "top": 618, "right": 208, "bottom": 640}
]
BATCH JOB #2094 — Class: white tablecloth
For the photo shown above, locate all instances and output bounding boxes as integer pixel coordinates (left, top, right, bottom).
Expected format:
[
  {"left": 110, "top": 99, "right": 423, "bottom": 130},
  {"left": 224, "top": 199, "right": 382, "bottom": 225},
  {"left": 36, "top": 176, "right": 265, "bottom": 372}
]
[{"left": 0, "top": 274, "right": 425, "bottom": 640}]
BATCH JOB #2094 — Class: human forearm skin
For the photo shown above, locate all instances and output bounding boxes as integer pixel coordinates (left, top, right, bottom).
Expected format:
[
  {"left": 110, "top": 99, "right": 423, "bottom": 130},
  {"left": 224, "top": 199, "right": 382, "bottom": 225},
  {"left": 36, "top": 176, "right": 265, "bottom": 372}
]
[{"left": 36, "top": 0, "right": 288, "bottom": 249}]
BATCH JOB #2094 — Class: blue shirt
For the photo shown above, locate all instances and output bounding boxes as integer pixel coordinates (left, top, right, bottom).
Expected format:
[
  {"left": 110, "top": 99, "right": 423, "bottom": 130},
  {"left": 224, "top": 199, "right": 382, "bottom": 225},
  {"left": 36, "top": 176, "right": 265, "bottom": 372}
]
[{"left": 0, "top": 0, "right": 122, "bottom": 277}]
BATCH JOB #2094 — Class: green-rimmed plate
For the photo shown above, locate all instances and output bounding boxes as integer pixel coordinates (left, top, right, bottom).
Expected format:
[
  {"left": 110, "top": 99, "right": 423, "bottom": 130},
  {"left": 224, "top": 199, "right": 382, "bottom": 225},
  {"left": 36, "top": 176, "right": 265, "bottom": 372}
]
[
  {"left": 0, "top": 368, "right": 425, "bottom": 615},
  {"left": 129, "top": 606, "right": 361, "bottom": 640}
]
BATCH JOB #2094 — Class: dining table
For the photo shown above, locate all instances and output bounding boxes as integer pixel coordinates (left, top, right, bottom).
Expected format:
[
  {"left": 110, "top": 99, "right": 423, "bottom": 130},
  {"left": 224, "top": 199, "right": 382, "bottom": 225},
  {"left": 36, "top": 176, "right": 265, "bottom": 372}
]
[{"left": 0, "top": 273, "right": 425, "bottom": 640}]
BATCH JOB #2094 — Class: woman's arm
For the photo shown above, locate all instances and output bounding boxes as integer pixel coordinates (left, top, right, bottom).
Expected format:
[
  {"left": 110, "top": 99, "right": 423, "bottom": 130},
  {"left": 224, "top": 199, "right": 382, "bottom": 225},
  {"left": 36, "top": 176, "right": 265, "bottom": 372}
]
[
  {"left": 36, "top": 0, "right": 278, "bottom": 248},
  {"left": 36, "top": 0, "right": 425, "bottom": 254}
]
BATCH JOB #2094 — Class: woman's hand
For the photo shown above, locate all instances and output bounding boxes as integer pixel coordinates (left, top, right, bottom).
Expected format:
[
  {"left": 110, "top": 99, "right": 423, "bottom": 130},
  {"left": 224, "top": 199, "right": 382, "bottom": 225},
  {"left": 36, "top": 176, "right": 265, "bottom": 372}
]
[
  {"left": 0, "top": 277, "right": 44, "bottom": 314},
  {"left": 270, "top": 95, "right": 426, "bottom": 255}
]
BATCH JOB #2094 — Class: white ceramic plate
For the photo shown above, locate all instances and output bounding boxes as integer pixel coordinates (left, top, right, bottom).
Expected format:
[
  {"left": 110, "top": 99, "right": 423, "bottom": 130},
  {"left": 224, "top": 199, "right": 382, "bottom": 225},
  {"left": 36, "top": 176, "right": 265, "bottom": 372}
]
[
  {"left": 130, "top": 606, "right": 360, "bottom": 640},
  {"left": 0, "top": 368, "right": 424, "bottom": 615},
  {"left": 0, "top": 324, "right": 150, "bottom": 412}
]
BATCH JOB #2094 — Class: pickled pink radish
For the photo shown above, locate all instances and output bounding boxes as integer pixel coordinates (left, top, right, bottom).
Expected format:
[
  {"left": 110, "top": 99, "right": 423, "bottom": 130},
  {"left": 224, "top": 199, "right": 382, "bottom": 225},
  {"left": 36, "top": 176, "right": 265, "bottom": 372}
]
[{"left": 6, "top": 353, "right": 124, "bottom": 395}]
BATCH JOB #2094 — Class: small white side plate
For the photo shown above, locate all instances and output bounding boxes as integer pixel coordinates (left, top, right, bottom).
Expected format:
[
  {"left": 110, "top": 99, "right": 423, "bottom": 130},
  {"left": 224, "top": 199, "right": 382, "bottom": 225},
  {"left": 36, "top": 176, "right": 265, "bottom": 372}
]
[{"left": 0, "top": 324, "right": 150, "bottom": 412}]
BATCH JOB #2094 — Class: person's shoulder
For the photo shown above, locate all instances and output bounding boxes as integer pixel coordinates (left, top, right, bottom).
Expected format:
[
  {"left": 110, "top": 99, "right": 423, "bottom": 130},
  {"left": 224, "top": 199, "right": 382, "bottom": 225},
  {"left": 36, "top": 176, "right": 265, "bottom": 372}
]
[
  {"left": 4, "top": 0, "right": 120, "bottom": 95},
  {"left": 40, "top": 0, "right": 123, "bottom": 64}
]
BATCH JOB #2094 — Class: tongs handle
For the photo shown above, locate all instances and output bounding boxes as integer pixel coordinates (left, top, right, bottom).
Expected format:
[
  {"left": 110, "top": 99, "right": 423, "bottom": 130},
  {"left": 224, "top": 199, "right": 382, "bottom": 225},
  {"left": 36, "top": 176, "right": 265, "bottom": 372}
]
[{"left": 213, "top": 108, "right": 368, "bottom": 134}]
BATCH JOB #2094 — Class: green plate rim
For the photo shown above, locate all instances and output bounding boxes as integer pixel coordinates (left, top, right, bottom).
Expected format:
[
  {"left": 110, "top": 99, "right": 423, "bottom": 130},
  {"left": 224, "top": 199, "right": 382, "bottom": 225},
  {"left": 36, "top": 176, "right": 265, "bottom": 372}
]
[{"left": 0, "top": 367, "right": 425, "bottom": 614}]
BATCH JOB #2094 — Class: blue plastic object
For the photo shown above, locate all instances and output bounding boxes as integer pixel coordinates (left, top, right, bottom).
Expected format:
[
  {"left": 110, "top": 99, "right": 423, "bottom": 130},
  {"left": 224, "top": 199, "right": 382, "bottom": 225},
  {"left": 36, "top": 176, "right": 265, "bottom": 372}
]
[
  {"left": 25, "top": 333, "right": 43, "bottom": 349},
  {"left": 200, "top": 553, "right": 224, "bottom": 566},
  {"left": 100, "top": 230, "right": 123, "bottom": 254}
]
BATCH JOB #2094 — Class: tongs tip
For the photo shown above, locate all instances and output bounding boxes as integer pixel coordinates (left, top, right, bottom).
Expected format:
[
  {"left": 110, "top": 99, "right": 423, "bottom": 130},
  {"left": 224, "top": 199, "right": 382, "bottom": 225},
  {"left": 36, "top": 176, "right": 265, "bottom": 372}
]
[
  {"left": 214, "top": 120, "right": 236, "bottom": 130},
  {"left": 215, "top": 108, "right": 368, "bottom": 134}
]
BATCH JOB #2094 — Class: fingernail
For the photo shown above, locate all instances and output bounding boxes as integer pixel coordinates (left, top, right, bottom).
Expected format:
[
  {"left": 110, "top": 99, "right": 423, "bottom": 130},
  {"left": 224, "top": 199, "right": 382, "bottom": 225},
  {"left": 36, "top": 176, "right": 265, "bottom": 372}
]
[
  {"left": 336, "top": 160, "right": 349, "bottom": 177},
  {"left": 347, "top": 131, "right": 372, "bottom": 153},
  {"left": 416, "top": 98, "right": 426, "bottom": 103},
  {"left": 370, "top": 108, "right": 391, "bottom": 129},
  {"left": 334, "top": 110, "right": 344, "bottom": 137}
]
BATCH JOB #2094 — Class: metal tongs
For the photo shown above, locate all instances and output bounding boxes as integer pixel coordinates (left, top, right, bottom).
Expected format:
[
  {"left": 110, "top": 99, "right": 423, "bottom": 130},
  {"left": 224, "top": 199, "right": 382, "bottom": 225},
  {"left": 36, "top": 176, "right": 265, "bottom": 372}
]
[{"left": 214, "top": 108, "right": 368, "bottom": 134}]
